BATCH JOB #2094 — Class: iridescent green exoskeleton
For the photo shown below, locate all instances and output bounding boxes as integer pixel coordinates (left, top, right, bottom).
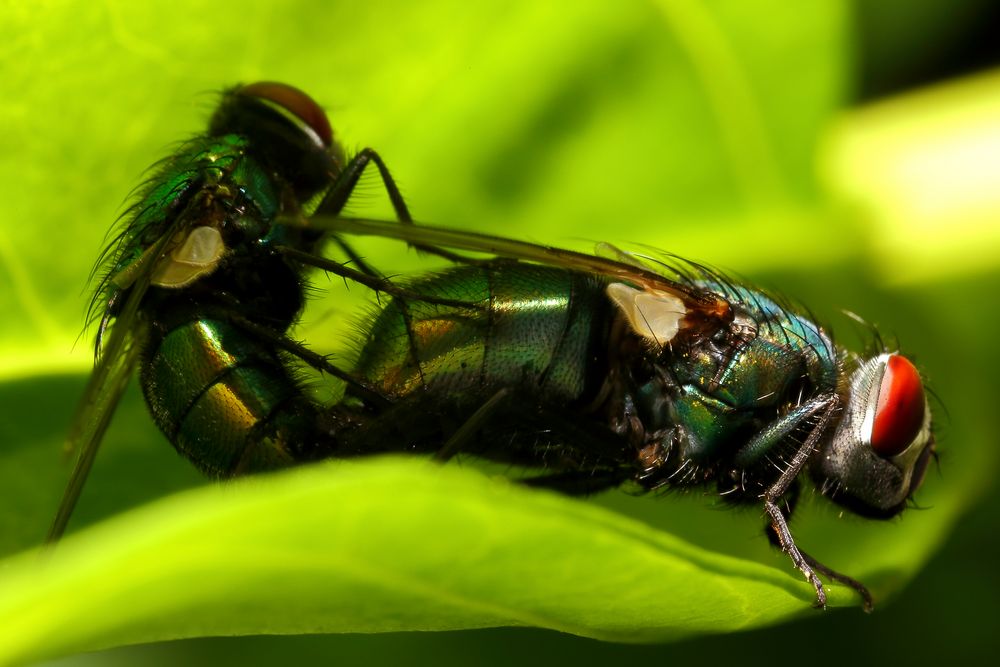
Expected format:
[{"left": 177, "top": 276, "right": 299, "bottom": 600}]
[
  {"left": 303, "top": 218, "right": 937, "bottom": 611},
  {"left": 53, "top": 84, "right": 936, "bottom": 614},
  {"left": 50, "top": 82, "right": 437, "bottom": 540}
]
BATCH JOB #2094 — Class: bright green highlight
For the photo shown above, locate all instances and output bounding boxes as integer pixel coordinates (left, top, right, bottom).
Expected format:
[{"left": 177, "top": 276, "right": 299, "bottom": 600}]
[{"left": 822, "top": 69, "right": 1000, "bottom": 285}]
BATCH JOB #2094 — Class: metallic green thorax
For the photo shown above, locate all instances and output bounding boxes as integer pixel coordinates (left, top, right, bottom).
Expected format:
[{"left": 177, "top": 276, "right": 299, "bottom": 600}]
[
  {"left": 662, "top": 282, "right": 839, "bottom": 470},
  {"left": 103, "top": 135, "right": 291, "bottom": 296},
  {"left": 121, "top": 133, "right": 327, "bottom": 475}
]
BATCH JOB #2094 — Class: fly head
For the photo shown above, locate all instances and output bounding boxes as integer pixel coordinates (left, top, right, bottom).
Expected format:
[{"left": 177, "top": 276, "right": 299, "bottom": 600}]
[
  {"left": 209, "top": 82, "right": 345, "bottom": 200},
  {"left": 812, "top": 353, "right": 934, "bottom": 518}
]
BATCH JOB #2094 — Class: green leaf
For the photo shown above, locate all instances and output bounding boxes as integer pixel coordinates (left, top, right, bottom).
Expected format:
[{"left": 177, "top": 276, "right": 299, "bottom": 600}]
[{"left": 0, "top": 457, "right": 852, "bottom": 664}]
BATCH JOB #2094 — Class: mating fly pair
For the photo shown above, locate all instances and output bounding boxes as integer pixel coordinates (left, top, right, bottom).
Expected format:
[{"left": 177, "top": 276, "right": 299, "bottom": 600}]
[{"left": 50, "top": 82, "right": 936, "bottom": 612}]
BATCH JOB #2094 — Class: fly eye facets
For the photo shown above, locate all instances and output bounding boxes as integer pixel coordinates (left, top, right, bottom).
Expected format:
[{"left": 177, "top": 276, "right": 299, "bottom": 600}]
[
  {"left": 870, "top": 354, "right": 926, "bottom": 458},
  {"left": 240, "top": 81, "right": 333, "bottom": 148}
]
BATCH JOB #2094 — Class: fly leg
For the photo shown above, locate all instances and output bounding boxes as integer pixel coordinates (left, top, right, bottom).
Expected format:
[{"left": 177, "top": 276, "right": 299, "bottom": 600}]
[
  {"left": 231, "top": 314, "right": 392, "bottom": 410},
  {"left": 801, "top": 550, "right": 874, "bottom": 613},
  {"left": 278, "top": 246, "right": 483, "bottom": 311},
  {"left": 763, "top": 499, "right": 829, "bottom": 608},
  {"left": 763, "top": 500, "right": 874, "bottom": 612},
  {"left": 435, "top": 388, "right": 512, "bottom": 462},
  {"left": 309, "top": 148, "right": 472, "bottom": 388},
  {"left": 433, "top": 391, "right": 634, "bottom": 494},
  {"left": 761, "top": 488, "right": 872, "bottom": 610},
  {"left": 735, "top": 393, "right": 871, "bottom": 609},
  {"left": 764, "top": 396, "right": 876, "bottom": 609},
  {"left": 761, "top": 396, "right": 838, "bottom": 608},
  {"left": 315, "top": 147, "right": 467, "bottom": 266}
]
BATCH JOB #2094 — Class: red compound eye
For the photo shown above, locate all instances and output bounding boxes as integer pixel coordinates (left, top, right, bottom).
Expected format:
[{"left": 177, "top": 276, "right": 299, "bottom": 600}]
[
  {"left": 871, "top": 355, "right": 926, "bottom": 457},
  {"left": 240, "top": 81, "right": 333, "bottom": 147}
]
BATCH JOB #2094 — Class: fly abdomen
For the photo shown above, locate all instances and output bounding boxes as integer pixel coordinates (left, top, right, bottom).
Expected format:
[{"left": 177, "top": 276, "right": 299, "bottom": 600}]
[
  {"left": 353, "top": 264, "right": 610, "bottom": 404},
  {"left": 141, "top": 316, "right": 322, "bottom": 476}
]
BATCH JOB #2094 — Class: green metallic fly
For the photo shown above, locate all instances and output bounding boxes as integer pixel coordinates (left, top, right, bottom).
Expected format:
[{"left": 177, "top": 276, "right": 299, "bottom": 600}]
[
  {"left": 51, "top": 82, "right": 433, "bottom": 538},
  {"left": 52, "top": 82, "right": 936, "bottom": 613}
]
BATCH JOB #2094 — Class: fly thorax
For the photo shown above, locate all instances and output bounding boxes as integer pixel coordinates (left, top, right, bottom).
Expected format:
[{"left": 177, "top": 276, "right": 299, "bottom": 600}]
[
  {"left": 656, "top": 309, "right": 838, "bottom": 467},
  {"left": 812, "top": 353, "right": 934, "bottom": 517},
  {"left": 669, "top": 311, "right": 777, "bottom": 410}
]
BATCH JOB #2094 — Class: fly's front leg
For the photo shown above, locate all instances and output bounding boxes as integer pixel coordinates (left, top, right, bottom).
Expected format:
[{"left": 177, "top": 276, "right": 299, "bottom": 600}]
[
  {"left": 735, "top": 394, "right": 847, "bottom": 608},
  {"left": 319, "top": 148, "right": 412, "bottom": 226},
  {"left": 799, "top": 549, "right": 874, "bottom": 613},
  {"left": 762, "top": 486, "right": 873, "bottom": 611},
  {"left": 763, "top": 496, "right": 828, "bottom": 608},
  {"left": 744, "top": 395, "right": 873, "bottom": 612}
]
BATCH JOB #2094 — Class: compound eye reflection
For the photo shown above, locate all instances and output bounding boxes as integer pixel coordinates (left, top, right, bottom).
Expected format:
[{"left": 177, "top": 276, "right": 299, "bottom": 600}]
[
  {"left": 870, "top": 354, "right": 926, "bottom": 457},
  {"left": 240, "top": 81, "right": 333, "bottom": 147}
]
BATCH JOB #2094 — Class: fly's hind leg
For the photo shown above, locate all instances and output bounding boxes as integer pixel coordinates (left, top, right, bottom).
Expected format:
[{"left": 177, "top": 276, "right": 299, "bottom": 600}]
[{"left": 434, "top": 388, "right": 512, "bottom": 462}]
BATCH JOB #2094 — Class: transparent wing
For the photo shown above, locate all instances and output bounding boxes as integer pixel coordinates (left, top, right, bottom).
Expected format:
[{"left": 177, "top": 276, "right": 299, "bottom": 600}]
[
  {"left": 46, "top": 227, "right": 176, "bottom": 544},
  {"left": 286, "top": 213, "right": 733, "bottom": 331},
  {"left": 47, "top": 321, "right": 143, "bottom": 542}
]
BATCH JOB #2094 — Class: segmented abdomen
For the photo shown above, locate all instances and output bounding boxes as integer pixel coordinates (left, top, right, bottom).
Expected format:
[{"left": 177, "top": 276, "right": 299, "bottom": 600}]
[
  {"left": 140, "top": 317, "right": 319, "bottom": 476},
  {"left": 353, "top": 264, "right": 608, "bottom": 404}
]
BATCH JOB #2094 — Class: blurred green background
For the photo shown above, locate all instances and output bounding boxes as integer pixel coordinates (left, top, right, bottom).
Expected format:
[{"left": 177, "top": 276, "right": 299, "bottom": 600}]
[{"left": 1, "top": 0, "right": 998, "bottom": 664}]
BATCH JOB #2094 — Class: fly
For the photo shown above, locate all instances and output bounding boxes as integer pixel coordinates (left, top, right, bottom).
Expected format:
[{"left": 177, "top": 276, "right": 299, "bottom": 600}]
[
  {"left": 49, "top": 82, "right": 457, "bottom": 540},
  {"left": 288, "top": 216, "right": 937, "bottom": 611},
  {"left": 51, "top": 85, "right": 936, "bottom": 615}
]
